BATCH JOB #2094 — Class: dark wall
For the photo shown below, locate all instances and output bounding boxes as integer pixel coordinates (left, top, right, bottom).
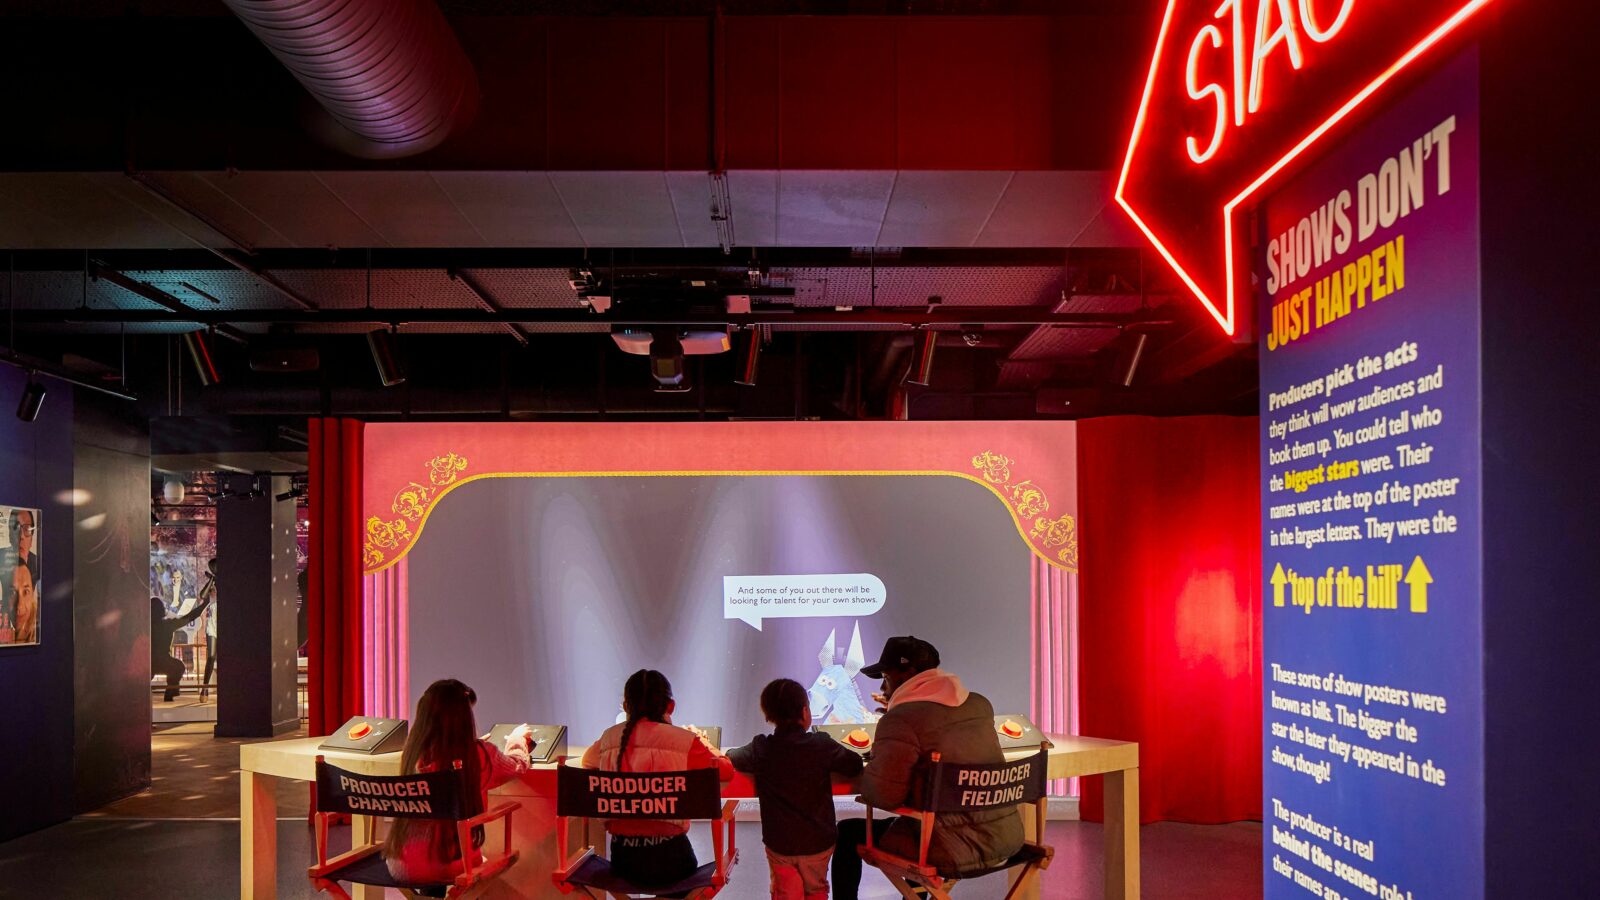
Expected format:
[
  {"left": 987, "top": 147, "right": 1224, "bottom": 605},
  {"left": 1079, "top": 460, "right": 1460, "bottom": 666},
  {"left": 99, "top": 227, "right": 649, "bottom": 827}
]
[
  {"left": 71, "top": 398, "right": 152, "bottom": 813},
  {"left": 1, "top": 14, "right": 1147, "bottom": 172},
  {"left": 1480, "top": 4, "right": 1600, "bottom": 895},
  {"left": 0, "top": 368, "right": 76, "bottom": 842},
  {"left": 215, "top": 475, "right": 299, "bottom": 737}
]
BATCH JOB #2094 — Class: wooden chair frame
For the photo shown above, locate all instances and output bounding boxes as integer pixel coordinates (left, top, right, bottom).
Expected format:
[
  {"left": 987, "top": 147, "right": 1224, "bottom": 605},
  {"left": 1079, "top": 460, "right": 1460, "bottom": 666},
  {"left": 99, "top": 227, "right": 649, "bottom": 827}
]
[
  {"left": 858, "top": 749, "right": 1056, "bottom": 900},
  {"left": 307, "top": 755, "right": 522, "bottom": 900},
  {"left": 552, "top": 771, "right": 740, "bottom": 900}
]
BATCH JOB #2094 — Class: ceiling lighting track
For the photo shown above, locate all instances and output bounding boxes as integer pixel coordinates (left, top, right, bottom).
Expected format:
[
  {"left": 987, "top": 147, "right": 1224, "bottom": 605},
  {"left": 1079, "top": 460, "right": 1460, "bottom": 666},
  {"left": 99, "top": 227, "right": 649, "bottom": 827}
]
[
  {"left": 124, "top": 171, "right": 320, "bottom": 311},
  {"left": 0, "top": 350, "right": 138, "bottom": 402},
  {"left": 88, "top": 264, "right": 252, "bottom": 344},
  {"left": 39, "top": 307, "right": 1171, "bottom": 329},
  {"left": 447, "top": 269, "right": 530, "bottom": 345}
]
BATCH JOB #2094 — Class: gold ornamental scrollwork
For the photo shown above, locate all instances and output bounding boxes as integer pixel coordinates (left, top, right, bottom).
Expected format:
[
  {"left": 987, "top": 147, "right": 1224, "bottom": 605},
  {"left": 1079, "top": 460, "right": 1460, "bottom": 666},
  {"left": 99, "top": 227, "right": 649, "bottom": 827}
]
[
  {"left": 972, "top": 451, "right": 1077, "bottom": 570},
  {"left": 971, "top": 451, "right": 1014, "bottom": 484},
  {"left": 363, "top": 452, "right": 469, "bottom": 569}
]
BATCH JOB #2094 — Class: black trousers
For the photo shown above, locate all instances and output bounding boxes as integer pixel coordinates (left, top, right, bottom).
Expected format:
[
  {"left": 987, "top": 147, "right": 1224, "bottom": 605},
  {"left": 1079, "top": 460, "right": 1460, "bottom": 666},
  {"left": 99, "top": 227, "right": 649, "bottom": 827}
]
[
  {"left": 153, "top": 655, "right": 186, "bottom": 699},
  {"left": 202, "top": 637, "right": 217, "bottom": 689},
  {"left": 609, "top": 833, "right": 698, "bottom": 889},
  {"left": 832, "top": 817, "right": 897, "bottom": 900}
]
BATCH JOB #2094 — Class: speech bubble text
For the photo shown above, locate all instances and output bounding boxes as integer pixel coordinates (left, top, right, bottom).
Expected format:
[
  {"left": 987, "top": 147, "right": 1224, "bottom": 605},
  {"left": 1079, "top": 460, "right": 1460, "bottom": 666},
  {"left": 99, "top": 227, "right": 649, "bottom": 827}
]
[{"left": 723, "top": 573, "right": 886, "bottom": 631}]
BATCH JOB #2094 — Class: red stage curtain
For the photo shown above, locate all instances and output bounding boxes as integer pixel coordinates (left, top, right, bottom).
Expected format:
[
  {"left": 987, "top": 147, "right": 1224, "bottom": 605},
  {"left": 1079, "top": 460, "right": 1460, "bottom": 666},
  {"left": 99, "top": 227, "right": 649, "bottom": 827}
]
[
  {"left": 308, "top": 418, "right": 364, "bottom": 736},
  {"left": 1078, "top": 416, "right": 1261, "bottom": 824}
]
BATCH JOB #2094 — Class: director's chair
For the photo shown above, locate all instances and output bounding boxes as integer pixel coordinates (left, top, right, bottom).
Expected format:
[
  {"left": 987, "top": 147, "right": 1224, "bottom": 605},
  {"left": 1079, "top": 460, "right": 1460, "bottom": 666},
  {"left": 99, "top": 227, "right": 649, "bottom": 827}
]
[
  {"left": 859, "top": 748, "right": 1054, "bottom": 900},
  {"left": 308, "top": 756, "right": 521, "bottom": 900},
  {"left": 552, "top": 763, "right": 740, "bottom": 900}
]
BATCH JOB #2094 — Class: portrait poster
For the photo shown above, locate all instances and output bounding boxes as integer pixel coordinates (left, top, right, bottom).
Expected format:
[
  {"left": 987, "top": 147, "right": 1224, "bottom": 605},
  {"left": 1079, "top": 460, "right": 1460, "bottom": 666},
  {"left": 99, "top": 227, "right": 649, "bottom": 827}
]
[{"left": 0, "top": 505, "right": 42, "bottom": 647}]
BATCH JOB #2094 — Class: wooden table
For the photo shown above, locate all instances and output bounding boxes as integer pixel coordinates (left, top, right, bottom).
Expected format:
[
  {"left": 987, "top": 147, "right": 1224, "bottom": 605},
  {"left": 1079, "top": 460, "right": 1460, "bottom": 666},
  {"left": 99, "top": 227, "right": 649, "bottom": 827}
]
[{"left": 239, "top": 733, "right": 1139, "bottom": 900}]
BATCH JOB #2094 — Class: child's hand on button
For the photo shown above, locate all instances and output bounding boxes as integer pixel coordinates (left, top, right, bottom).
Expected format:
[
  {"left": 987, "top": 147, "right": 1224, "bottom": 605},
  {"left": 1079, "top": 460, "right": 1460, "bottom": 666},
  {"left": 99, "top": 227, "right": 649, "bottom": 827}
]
[{"left": 506, "top": 724, "right": 534, "bottom": 752}]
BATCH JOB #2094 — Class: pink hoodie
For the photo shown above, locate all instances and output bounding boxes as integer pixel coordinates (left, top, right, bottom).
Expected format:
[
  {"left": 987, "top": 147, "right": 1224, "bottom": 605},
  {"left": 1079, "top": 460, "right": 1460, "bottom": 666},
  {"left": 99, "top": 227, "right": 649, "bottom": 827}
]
[{"left": 886, "top": 668, "right": 970, "bottom": 710}]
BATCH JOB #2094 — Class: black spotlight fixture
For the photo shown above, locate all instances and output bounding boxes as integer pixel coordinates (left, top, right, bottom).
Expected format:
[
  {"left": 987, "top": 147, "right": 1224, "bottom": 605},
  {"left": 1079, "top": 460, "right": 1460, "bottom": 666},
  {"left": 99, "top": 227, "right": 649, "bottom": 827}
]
[
  {"left": 904, "top": 328, "right": 937, "bottom": 387},
  {"left": 16, "top": 379, "right": 46, "bottom": 423},
  {"left": 366, "top": 328, "right": 407, "bottom": 387},
  {"left": 182, "top": 329, "right": 222, "bottom": 387},
  {"left": 1114, "top": 331, "right": 1151, "bottom": 387},
  {"left": 734, "top": 328, "right": 762, "bottom": 387},
  {"left": 649, "top": 329, "right": 690, "bottom": 393}
]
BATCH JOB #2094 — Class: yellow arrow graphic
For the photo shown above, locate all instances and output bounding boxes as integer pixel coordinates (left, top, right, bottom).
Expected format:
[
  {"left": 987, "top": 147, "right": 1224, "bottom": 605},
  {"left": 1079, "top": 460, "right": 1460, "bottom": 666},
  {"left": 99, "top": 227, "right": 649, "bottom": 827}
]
[
  {"left": 1405, "top": 556, "right": 1433, "bottom": 613},
  {"left": 1271, "top": 563, "right": 1288, "bottom": 607}
]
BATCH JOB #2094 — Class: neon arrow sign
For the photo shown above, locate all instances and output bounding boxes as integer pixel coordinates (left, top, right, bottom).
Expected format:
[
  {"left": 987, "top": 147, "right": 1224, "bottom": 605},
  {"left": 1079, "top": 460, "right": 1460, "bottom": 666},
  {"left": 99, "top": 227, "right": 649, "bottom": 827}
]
[{"left": 1115, "top": 0, "right": 1494, "bottom": 335}]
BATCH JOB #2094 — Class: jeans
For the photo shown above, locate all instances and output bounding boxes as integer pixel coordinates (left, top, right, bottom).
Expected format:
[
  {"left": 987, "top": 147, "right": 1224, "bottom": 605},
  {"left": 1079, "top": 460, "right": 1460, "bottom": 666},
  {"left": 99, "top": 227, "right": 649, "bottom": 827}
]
[{"left": 832, "top": 818, "right": 897, "bottom": 900}]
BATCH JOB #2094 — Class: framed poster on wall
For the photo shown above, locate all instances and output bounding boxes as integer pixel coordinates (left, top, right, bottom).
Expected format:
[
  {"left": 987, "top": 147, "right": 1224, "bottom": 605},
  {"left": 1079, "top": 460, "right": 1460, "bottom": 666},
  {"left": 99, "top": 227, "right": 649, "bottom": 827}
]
[{"left": 0, "top": 505, "right": 41, "bottom": 647}]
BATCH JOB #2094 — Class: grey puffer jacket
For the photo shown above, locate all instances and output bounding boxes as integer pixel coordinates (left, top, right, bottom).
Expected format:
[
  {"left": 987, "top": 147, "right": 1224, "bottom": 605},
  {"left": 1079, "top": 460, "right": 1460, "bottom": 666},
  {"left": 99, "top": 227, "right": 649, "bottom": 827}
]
[{"left": 860, "top": 670, "right": 1024, "bottom": 876}]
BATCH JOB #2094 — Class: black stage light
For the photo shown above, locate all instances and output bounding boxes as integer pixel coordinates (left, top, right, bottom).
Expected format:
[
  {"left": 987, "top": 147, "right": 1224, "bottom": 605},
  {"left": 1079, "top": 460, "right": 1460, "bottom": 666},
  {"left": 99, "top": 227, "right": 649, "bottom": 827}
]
[
  {"left": 649, "top": 329, "right": 690, "bottom": 392},
  {"left": 366, "top": 329, "right": 407, "bottom": 387},
  {"left": 1115, "top": 331, "right": 1150, "bottom": 387},
  {"left": 182, "top": 330, "right": 222, "bottom": 387},
  {"left": 905, "top": 329, "right": 937, "bottom": 387},
  {"left": 16, "top": 380, "right": 46, "bottom": 422},
  {"left": 734, "top": 328, "right": 761, "bottom": 387}
]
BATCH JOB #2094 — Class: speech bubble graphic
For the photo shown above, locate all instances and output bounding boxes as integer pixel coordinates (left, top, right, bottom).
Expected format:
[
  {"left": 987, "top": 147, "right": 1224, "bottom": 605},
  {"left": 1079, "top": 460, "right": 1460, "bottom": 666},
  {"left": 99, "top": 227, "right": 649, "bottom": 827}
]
[{"left": 723, "top": 573, "right": 887, "bottom": 631}]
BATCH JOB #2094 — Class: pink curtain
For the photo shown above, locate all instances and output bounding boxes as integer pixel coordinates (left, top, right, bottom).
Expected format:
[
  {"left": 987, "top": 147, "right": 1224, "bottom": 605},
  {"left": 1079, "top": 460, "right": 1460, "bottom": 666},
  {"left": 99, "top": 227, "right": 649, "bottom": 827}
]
[
  {"left": 1031, "top": 557, "right": 1079, "bottom": 796},
  {"left": 362, "top": 558, "right": 409, "bottom": 719}
]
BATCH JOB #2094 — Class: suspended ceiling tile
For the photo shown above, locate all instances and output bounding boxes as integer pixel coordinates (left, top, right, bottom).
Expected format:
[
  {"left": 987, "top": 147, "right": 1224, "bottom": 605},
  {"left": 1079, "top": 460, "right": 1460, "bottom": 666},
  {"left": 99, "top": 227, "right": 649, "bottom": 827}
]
[
  {"left": 768, "top": 268, "right": 859, "bottom": 308},
  {"left": 769, "top": 323, "right": 903, "bottom": 332},
  {"left": 270, "top": 270, "right": 368, "bottom": 310},
  {"left": 124, "top": 269, "right": 285, "bottom": 310},
  {"left": 771, "top": 265, "right": 1060, "bottom": 308},
  {"left": 97, "top": 174, "right": 239, "bottom": 249},
  {"left": 371, "top": 270, "right": 482, "bottom": 309},
  {"left": 395, "top": 322, "right": 518, "bottom": 335},
  {"left": 996, "top": 360, "right": 1058, "bottom": 390},
  {"left": 197, "top": 171, "right": 384, "bottom": 249},
  {"left": 548, "top": 172, "right": 685, "bottom": 247},
  {"left": 876, "top": 171, "right": 1014, "bottom": 248},
  {"left": 15, "top": 270, "right": 166, "bottom": 311},
  {"left": 264, "top": 269, "right": 479, "bottom": 310},
  {"left": 775, "top": 171, "right": 896, "bottom": 247},
  {"left": 727, "top": 170, "right": 778, "bottom": 247},
  {"left": 1069, "top": 203, "right": 1145, "bottom": 248},
  {"left": 665, "top": 172, "right": 722, "bottom": 248},
  {"left": 430, "top": 172, "right": 583, "bottom": 246},
  {"left": 315, "top": 171, "right": 482, "bottom": 247},
  {"left": 111, "top": 172, "right": 284, "bottom": 248},
  {"left": 1059, "top": 292, "right": 1146, "bottom": 314},
  {"left": 977, "top": 171, "right": 1115, "bottom": 247},
  {"left": 462, "top": 269, "right": 589, "bottom": 309},
  {"left": 514, "top": 322, "right": 610, "bottom": 334},
  {"left": 0, "top": 174, "right": 218, "bottom": 249},
  {"left": 1008, "top": 324, "right": 1120, "bottom": 360}
]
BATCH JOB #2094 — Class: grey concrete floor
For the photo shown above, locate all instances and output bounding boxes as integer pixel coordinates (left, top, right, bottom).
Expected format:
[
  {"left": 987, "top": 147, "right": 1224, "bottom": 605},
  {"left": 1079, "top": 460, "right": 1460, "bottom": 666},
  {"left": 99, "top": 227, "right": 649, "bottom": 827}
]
[{"left": 0, "top": 818, "right": 1261, "bottom": 900}]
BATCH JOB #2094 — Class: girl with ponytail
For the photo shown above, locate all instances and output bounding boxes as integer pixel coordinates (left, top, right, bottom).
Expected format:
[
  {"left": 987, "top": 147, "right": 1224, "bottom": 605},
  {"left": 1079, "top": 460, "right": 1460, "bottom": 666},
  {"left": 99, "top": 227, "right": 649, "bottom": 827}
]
[
  {"left": 383, "top": 679, "right": 535, "bottom": 884},
  {"left": 582, "top": 669, "right": 734, "bottom": 885}
]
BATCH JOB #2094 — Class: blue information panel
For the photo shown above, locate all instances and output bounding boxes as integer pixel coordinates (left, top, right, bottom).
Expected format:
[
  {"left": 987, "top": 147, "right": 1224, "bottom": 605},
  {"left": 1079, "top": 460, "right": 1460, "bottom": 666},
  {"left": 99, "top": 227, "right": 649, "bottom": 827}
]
[{"left": 1259, "top": 53, "right": 1482, "bottom": 900}]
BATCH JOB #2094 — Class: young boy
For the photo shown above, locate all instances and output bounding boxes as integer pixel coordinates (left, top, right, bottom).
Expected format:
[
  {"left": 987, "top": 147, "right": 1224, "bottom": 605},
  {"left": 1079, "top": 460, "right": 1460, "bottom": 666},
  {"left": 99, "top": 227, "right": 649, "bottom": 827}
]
[{"left": 728, "top": 678, "right": 866, "bottom": 900}]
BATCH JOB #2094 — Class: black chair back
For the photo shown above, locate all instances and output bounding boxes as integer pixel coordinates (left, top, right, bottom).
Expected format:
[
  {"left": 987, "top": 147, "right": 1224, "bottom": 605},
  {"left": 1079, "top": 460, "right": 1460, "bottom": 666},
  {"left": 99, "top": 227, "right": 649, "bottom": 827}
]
[
  {"left": 556, "top": 764, "right": 722, "bottom": 820},
  {"left": 315, "top": 758, "right": 469, "bottom": 820},
  {"left": 923, "top": 749, "right": 1050, "bottom": 814}
]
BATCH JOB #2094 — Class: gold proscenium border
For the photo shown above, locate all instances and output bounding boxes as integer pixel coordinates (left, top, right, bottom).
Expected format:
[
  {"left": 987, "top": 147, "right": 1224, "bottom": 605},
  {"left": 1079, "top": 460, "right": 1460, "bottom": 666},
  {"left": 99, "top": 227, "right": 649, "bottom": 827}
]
[{"left": 361, "top": 469, "right": 1078, "bottom": 576}]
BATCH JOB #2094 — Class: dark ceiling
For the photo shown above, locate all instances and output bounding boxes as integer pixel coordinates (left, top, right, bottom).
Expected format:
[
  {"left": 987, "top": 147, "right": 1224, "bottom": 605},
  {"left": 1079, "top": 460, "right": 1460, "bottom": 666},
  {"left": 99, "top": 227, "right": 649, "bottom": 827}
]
[{"left": 0, "top": 0, "right": 1252, "bottom": 429}]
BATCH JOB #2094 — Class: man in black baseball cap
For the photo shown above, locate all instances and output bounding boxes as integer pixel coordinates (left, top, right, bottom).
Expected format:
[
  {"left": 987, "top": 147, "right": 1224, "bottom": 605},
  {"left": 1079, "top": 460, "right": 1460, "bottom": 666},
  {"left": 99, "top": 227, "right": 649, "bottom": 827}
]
[
  {"left": 834, "top": 636, "right": 1022, "bottom": 899},
  {"left": 858, "top": 635, "right": 939, "bottom": 682}
]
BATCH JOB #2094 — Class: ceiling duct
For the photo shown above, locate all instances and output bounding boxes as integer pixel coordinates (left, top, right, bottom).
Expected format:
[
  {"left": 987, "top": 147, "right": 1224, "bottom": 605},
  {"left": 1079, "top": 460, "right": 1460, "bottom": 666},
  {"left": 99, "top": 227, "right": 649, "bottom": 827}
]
[{"left": 222, "top": 0, "right": 480, "bottom": 159}]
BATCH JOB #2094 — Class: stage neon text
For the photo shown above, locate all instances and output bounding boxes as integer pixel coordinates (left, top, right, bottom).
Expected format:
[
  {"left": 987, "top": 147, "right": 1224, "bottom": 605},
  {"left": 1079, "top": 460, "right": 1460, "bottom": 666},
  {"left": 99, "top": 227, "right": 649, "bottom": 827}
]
[{"left": 1184, "top": 0, "right": 1357, "bottom": 164}]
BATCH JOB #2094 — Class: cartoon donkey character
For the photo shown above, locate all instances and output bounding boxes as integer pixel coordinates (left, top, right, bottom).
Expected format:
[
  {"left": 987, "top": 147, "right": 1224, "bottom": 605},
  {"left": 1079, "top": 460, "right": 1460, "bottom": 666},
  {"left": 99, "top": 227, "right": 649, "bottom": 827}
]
[{"left": 808, "top": 622, "right": 879, "bottom": 725}]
